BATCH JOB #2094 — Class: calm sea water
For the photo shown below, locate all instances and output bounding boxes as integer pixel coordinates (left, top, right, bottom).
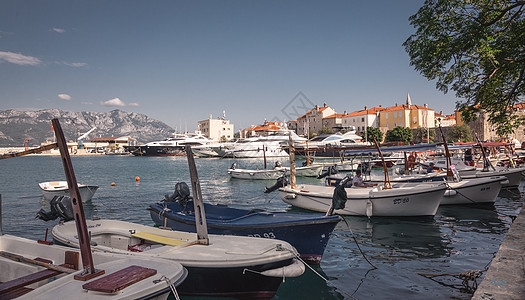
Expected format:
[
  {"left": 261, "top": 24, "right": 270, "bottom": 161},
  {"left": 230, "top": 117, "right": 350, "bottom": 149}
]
[{"left": 0, "top": 155, "right": 523, "bottom": 299}]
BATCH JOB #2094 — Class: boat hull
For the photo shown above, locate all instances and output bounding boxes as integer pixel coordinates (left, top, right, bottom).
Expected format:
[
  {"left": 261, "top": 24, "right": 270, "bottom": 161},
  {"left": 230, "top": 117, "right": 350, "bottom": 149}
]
[
  {"left": 39, "top": 182, "right": 98, "bottom": 202},
  {"left": 148, "top": 202, "right": 340, "bottom": 264},
  {"left": 462, "top": 167, "right": 525, "bottom": 187},
  {"left": 51, "top": 219, "right": 304, "bottom": 298},
  {"left": 125, "top": 145, "right": 184, "bottom": 156},
  {"left": 279, "top": 183, "right": 446, "bottom": 217},
  {"left": 228, "top": 168, "right": 286, "bottom": 180}
]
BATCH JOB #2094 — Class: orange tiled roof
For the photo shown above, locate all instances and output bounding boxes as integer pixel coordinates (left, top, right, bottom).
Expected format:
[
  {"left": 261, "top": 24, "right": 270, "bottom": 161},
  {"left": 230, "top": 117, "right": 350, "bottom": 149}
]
[
  {"left": 345, "top": 106, "right": 386, "bottom": 117},
  {"left": 380, "top": 104, "right": 433, "bottom": 113},
  {"left": 323, "top": 113, "right": 345, "bottom": 119}
]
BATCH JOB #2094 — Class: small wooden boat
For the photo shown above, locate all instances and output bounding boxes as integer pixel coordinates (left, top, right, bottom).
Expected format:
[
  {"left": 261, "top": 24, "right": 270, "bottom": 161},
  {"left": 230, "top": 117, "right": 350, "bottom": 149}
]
[
  {"left": 462, "top": 166, "right": 525, "bottom": 187},
  {"left": 0, "top": 234, "right": 187, "bottom": 300},
  {"left": 279, "top": 182, "right": 447, "bottom": 217},
  {"left": 227, "top": 167, "right": 286, "bottom": 180},
  {"left": 51, "top": 219, "right": 305, "bottom": 298},
  {"left": 38, "top": 181, "right": 98, "bottom": 201},
  {"left": 148, "top": 200, "right": 341, "bottom": 264},
  {"left": 275, "top": 164, "right": 323, "bottom": 177}
]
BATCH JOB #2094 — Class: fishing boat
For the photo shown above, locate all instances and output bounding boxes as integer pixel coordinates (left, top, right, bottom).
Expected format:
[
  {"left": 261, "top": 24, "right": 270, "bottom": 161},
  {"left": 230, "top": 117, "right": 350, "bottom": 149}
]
[
  {"left": 275, "top": 164, "right": 323, "bottom": 177},
  {"left": 228, "top": 167, "right": 286, "bottom": 180},
  {"left": 462, "top": 166, "right": 525, "bottom": 187},
  {"left": 51, "top": 219, "right": 305, "bottom": 298},
  {"left": 278, "top": 182, "right": 447, "bottom": 217},
  {"left": 148, "top": 199, "right": 341, "bottom": 264},
  {"left": 0, "top": 234, "right": 187, "bottom": 300},
  {"left": 38, "top": 181, "right": 98, "bottom": 202},
  {"left": 1, "top": 118, "right": 187, "bottom": 300}
]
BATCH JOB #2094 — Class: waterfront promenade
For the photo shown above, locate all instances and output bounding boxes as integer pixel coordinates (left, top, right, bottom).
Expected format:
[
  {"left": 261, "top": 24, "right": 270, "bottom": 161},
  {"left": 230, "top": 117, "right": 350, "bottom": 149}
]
[{"left": 473, "top": 203, "right": 525, "bottom": 299}]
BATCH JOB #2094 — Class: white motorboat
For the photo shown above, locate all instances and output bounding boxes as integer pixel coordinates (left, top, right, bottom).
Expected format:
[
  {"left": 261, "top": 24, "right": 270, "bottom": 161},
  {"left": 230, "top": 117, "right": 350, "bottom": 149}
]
[
  {"left": 228, "top": 167, "right": 286, "bottom": 180},
  {"left": 125, "top": 131, "right": 213, "bottom": 157},
  {"left": 39, "top": 181, "right": 98, "bottom": 202},
  {"left": 51, "top": 219, "right": 304, "bottom": 298},
  {"left": 462, "top": 166, "right": 525, "bottom": 187},
  {"left": 0, "top": 233, "right": 187, "bottom": 300},
  {"left": 386, "top": 175, "right": 506, "bottom": 205},
  {"left": 279, "top": 182, "right": 447, "bottom": 217}
]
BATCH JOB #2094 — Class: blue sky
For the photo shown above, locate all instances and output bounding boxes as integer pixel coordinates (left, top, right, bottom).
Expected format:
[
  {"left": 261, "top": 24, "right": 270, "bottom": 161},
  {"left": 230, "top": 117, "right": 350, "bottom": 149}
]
[{"left": 0, "top": 0, "right": 459, "bottom": 131}]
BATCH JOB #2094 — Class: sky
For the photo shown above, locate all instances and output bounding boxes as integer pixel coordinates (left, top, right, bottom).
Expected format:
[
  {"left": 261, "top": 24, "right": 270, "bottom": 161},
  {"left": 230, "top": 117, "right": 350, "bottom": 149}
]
[{"left": 0, "top": 0, "right": 460, "bottom": 132}]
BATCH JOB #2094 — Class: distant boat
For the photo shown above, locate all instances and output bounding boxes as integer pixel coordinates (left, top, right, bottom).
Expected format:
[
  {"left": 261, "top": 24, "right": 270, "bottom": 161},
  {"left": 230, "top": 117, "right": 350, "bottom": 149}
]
[
  {"left": 125, "top": 131, "right": 213, "bottom": 156},
  {"left": 38, "top": 181, "right": 98, "bottom": 202},
  {"left": 148, "top": 200, "right": 341, "bottom": 264}
]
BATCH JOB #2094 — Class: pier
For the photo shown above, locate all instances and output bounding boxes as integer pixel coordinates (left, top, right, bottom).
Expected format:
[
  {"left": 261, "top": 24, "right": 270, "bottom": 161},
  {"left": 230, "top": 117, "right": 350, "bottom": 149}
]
[{"left": 472, "top": 203, "right": 525, "bottom": 299}]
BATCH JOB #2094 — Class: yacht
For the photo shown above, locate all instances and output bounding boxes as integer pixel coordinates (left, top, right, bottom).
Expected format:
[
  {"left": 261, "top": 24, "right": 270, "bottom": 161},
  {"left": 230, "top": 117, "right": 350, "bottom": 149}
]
[{"left": 125, "top": 131, "right": 213, "bottom": 156}]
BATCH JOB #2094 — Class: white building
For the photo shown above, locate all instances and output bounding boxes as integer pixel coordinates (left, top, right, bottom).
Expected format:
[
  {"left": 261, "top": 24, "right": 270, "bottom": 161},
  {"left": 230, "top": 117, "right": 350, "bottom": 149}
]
[
  {"left": 342, "top": 106, "right": 385, "bottom": 133},
  {"left": 198, "top": 113, "right": 234, "bottom": 141}
]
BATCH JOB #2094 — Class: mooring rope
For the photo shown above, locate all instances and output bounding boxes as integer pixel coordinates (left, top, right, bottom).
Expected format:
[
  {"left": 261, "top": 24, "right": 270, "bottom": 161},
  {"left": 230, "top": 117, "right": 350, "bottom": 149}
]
[
  {"left": 154, "top": 275, "right": 180, "bottom": 300},
  {"left": 340, "top": 217, "right": 377, "bottom": 269}
]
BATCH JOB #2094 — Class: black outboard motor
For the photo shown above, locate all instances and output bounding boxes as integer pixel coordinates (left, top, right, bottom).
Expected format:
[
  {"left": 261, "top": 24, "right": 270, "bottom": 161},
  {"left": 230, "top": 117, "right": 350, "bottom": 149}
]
[
  {"left": 163, "top": 182, "right": 193, "bottom": 207},
  {"left": 230, "top": 162, "right": 237, "bottom": 170},
  {"left": 327, "top": 176, "right": 350, "bottom": 215},
  {"left": 36, "top": 195, "right": 74, "bottom": 222},
  {"left": 317, "top": 165, "right": 338, "bottom": 179},
  {"left": 264, "top": 176, "right": 289, "bottom": 193},
  {"left": 274, "top": 161, "right": 282, "bottom": 168}
]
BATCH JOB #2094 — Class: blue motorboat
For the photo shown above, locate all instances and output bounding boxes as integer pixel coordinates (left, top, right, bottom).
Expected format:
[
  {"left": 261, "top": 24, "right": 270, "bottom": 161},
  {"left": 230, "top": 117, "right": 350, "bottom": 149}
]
[{"left": 148, "top": 200, "right": 341, "bottom": 264}]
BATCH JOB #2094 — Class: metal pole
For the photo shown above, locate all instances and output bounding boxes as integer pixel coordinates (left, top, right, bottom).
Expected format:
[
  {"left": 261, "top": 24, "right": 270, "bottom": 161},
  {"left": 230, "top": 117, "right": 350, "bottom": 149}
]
[{"left": 0, "top": 194, "right": 2, "bottom": 236}]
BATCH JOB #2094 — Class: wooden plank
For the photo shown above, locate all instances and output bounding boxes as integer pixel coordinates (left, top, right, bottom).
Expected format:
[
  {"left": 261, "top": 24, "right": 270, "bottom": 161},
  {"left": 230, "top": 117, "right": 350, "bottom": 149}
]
[
  {"left": 82, "top": 265, "right": 157, "bottom": 293},
  {"left": 0, "top": 143, "right": 58, "bottom": 160},
  {"left": 131, "top": 232, "right": 186, "bottom": 246},
  {"left": 0, "top": 251, "right": 76, "bottom": 274},
  {"left": 0, "top": 268, "right": 61, "bottom": 294}
]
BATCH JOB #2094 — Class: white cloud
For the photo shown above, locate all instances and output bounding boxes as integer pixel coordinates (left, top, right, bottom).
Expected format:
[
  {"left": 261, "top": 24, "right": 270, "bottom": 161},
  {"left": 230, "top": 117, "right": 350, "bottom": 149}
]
[
  {"left": 0, "top": 51, "right": 41, "bottom": 66},
  {"left": 101, "top": 98, "right": 126, "bottom": 107},
  {"left": 63, "top": 62, "right": 87, "bottom": 67},
  {"left": 81, "top": 102, "right": 94, "bottom": 105},
  {"left": 128, "top": 102, "right": 140, "bottom": 107},
  {"left": 52, "top": 28, "right": 65, "bottom": 33},
  {"left": 58, "top": 94, "right": 71, "bottom": 101}
]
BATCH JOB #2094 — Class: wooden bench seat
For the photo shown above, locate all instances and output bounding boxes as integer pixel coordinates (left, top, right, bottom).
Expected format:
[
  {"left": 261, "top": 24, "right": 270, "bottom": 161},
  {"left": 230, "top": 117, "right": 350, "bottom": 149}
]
[
  {"left": 131, "top": 232, "right": 186, "bottom": 246},
  {"left": 82, "top": 265, "right": 157, "bottom": 293}
]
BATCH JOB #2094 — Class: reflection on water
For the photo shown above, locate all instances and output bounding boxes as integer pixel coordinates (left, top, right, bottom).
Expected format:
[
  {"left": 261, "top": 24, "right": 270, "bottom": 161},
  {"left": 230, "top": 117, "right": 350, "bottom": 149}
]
[{"left": 338, "top": 216, "right": 451, "bottom": 260}]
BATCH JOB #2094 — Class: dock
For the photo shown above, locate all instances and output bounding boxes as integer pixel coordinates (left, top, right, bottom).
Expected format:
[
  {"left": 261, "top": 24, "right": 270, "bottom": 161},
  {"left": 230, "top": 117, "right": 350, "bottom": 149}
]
[{"left": 472, "top": 204, "right": 525, "bottom": 299}]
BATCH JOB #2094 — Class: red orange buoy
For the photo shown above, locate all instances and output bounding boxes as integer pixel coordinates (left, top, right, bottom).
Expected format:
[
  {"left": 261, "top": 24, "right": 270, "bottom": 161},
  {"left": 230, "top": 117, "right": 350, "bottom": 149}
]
[{"left": 135, "top": 176, "right": 140, "bottom": 181}]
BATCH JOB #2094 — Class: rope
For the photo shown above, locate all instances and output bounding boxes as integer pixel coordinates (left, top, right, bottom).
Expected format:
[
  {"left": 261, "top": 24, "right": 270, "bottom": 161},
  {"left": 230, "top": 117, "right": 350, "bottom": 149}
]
[
  {"left": 154, "top": 275, "right": 180, "bottom": 300},
  {"left": 341, "top": 217, "right": 377, "bottom": 269},
  {"left": 418, "top": 270, "right": 482, "bottom": 292}
]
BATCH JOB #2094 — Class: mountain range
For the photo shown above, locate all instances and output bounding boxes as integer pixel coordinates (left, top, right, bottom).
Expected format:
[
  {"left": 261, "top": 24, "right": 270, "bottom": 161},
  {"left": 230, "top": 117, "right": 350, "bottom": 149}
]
[{"left": 0, "top": 109, "right": 175, "bottom": 147}]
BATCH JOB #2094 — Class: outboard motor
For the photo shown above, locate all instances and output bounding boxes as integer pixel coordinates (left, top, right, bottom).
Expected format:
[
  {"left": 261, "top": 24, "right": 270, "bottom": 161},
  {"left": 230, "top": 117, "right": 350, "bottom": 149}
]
[
  {"left": 163, "top": 182, "right": 193, "bottom": 207},
  {"left": 230, "top": 162, "right": 237, "bottom": 170},
  {"left": 264, "top": 176, "right": 289, "bottom": 193},
  {"left": 36, "top": 195, "right": 74, "bottom": 222},
  {"left": 326, "top": 176, "right": 350, "bottom": 215},
  {"left": 274, "top": 161, "right": 282, "bottom": 168},
  {"left": 317, "top": 165, "right": 338, "bottom": 179}
]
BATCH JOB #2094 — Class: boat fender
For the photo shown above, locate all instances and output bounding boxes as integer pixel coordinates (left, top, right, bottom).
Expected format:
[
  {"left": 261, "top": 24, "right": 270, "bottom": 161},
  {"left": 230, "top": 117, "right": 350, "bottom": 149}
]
[
  {"left": 444, "top": 189, "right": 457, "bottom": 197},
  {"left": 258, "top": 259, "right": 305, "bottom": 278},
  {"left": 264, "top": 176, "right": 289, "bottom": 193},
  {"left": 366, "top": 199, "right": 373, "bottom": 218},
  {"left": 331, "top": 176, "right": 349, "bottom": 210},
  {"left": 284, "top": 193, "right": 296, "bottom": 199}
]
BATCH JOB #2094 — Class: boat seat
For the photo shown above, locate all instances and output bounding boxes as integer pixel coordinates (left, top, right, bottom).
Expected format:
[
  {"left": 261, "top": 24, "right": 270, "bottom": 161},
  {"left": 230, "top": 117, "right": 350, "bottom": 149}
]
[
  {"left": 0, "top": 252, "right": 78, "bottom": 298},
  {"left": 131, "top": 232, "right": 186, "bottom": 246},
  {"left": 82, "top": 265, "right": 157, "bottom": 293}
]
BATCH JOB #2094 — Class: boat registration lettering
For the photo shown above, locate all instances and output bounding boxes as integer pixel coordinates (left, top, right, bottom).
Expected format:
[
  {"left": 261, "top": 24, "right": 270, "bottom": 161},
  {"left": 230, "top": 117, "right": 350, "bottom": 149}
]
[
  {"left": 248, "top": 232, "right": 276, "bottom": 239},
  {"left": 87, "top": 223, "right": 101, "bottom": 228},
  {"left": 393, "top": 197, "right": 409, "bottom": 205},
  {"left": 481, "top": 187, "right": 490, "bottom": 191}
]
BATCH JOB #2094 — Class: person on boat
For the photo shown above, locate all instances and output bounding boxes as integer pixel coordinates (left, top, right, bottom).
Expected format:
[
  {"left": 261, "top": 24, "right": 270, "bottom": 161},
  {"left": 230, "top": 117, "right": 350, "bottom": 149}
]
[
  {"left": 464, "top": 149, "right": 473, "bottom": 165},
  {"left": 427, "top": 162, "right": 435, "bottom": 173},
  {"left": 352, "top": 169, "right": 374, "bottom": 188}
]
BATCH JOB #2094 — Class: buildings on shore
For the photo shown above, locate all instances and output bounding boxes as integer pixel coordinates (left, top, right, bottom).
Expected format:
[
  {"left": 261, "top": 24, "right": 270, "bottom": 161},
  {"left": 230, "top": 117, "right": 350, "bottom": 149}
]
[{"left": 198, "top": 112, "right": 234, "bottom": 141}]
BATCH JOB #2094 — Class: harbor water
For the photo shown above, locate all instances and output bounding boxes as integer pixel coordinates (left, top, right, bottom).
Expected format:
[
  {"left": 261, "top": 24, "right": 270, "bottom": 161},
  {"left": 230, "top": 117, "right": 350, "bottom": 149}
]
[{"left": 0, "top": 155, "right": 523, "bottom": 299}]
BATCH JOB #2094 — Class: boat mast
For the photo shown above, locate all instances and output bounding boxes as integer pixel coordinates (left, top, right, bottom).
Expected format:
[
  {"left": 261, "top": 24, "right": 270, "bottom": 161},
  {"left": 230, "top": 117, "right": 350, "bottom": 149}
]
[
  {"left": 438, "top": 125, "right": 454, "bottom": 181},
  {"left": 51, "top": 118, "right": 104, "bottom": 280},
  {"left": 185, "top": 145, "right": 209, "bottom": 245},
  {"left": 288, "top": 134, "right": 297, "bottom": 189},
  {"left": 372, "top": 137, "right": 391, "bottom": 189}
]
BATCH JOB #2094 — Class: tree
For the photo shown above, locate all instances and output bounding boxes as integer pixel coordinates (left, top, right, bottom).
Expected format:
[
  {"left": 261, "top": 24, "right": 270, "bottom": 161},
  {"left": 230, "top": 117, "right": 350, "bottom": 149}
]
[
  {"left": 448, "top": 124, "right": 474, "bottom": 142},
  {"left": 413, "top": 127, "right": 435, "bottom": 144},
  {"left": 318, "top": 127, "right": 334, "bottom": 135},
  {"left": 365, "top": 126, "right": 383, "bottom": 143},
  {"left": 404, "top": 1, "right": 525, "bottom": 136},
  {"left": 385, "top": 126, "right": 413, "bottom": 144}
]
